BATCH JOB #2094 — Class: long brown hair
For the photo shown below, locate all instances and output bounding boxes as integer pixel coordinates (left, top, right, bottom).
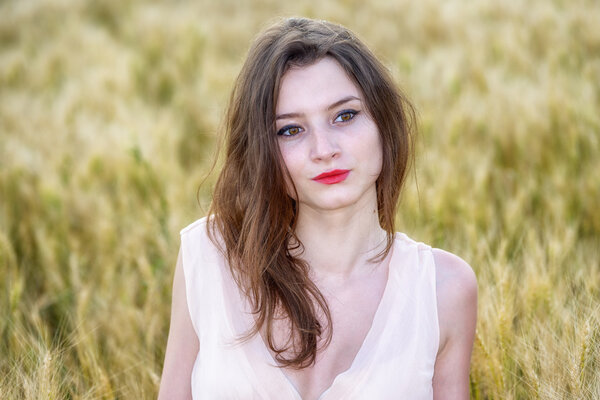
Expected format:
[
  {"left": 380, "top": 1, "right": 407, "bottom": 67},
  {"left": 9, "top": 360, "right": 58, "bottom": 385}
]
[{"left": 207, "top": 17, "right": 416, "bottom": 369}]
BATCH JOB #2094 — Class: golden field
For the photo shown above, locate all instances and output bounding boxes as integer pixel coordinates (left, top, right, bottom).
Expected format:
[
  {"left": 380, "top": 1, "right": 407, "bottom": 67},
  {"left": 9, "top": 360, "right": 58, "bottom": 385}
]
[{"left": 0, "top": 0, "right": 599, "bottom": 398}]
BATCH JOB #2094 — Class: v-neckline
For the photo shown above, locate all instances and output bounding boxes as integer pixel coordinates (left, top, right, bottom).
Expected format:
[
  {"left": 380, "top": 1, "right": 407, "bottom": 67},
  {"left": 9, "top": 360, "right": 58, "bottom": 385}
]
[{"left": 256, "top": 235, "right": 400, "bottom": 399}]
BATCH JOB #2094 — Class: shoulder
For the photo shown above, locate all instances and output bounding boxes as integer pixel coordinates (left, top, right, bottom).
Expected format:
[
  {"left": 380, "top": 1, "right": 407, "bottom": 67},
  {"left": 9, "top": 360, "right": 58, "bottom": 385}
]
[
  {"left": 180, "top": 216, "right": 209, "bottom": 237},
  {"left": 178, "top": 215, "right": 226, "bottom": 272},
  {"left": 393, "top": 233, "right": 476, "bottom": 307},
  {"left": 432, "top": 248, "right": 477, "bottom": 301},
  {"left": 431, "top": 248, "right": 477, "bottom": 352},
  {"left": 179, "top": 215, "right": 221, "bottom": 250}
]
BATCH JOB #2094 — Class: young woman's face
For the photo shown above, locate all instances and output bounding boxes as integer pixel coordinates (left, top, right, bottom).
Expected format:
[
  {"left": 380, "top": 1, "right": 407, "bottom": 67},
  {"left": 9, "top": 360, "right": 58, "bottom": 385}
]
[{"left": 275, "top": 57, "right": 383, "bottom": 213}]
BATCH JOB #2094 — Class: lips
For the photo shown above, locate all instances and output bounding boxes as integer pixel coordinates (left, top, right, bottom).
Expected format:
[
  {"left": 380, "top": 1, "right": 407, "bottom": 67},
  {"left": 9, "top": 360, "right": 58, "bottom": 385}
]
[{"left": 312, "top": 169, "right": 351, "bottom": 185}]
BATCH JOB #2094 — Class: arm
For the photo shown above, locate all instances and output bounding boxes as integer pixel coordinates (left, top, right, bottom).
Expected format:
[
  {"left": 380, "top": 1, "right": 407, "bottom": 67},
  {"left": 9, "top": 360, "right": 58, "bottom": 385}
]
[
  {"left": 158, "top": 247, "right": 199, "bottom": 400},
  {"left": 432, "top": 248, "right": 478, "bottom": 400}
]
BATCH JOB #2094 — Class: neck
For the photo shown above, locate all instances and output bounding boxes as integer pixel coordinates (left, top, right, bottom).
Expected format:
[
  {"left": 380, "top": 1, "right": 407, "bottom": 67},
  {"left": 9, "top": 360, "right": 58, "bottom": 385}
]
[{"left": 293, "top": 193, "right": 389, "bottom": 278}]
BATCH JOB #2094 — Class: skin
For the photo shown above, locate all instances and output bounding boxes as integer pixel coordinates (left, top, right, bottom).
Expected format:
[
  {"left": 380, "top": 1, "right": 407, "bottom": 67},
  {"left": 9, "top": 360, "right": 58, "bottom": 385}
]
[
  {"left": 158, "top": 57, "right": 477, "bottom": 399},
  {"left": 158, "top": 249, "right": 197, "bottom": 400}
]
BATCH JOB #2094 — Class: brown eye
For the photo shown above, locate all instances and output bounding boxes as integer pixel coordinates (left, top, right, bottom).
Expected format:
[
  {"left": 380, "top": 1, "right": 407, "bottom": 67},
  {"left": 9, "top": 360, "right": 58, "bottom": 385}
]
[
  {"left": 277, "top": 125, "right": 303, "bottom": 136},
  {"left": 334, "top": 110, "right": 358, "bottom": 123}
]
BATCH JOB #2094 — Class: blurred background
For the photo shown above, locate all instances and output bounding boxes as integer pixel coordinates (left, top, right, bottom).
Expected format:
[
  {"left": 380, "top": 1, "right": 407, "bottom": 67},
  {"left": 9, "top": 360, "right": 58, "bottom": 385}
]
[{"left": 1, "top": 0, "right": 599, "bottom": 398}]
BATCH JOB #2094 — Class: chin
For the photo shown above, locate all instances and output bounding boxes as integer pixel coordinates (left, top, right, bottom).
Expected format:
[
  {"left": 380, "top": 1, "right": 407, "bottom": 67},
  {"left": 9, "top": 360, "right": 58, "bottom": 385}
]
[{"left": 301, "top": 195, "right": 362, "bottom": 212}]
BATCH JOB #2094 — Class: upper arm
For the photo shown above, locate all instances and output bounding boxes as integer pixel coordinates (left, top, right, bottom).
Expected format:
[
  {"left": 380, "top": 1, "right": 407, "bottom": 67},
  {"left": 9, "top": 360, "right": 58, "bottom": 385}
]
[
  {"left": 158, "top": 246, "right": 199, "bottom": 400},
  {"left": 432, "top": 248, "right": 478, "bottom": 400}
]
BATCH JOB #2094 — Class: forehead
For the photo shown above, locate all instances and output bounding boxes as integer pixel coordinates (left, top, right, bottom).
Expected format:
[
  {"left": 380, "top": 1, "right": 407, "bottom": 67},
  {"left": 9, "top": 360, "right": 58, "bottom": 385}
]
[{"left": 276, "top": 57, "right": 361, "bottom": 114}]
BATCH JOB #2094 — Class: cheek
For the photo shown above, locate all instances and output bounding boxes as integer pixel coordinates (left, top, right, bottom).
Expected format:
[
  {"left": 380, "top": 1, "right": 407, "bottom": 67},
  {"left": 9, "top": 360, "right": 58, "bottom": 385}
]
[
  {"left": 355, "top": 116, "right": 383, "bottom": 176},
  {"left": 367, "top": 129, "right": 384, "bottom": 177}
]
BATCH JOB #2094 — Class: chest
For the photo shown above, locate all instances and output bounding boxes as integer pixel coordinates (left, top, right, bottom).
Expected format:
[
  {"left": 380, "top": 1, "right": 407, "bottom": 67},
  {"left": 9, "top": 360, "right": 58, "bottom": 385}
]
[
  {"left": 189, "top": 237, "right": 440, "bottom": 399},
  {"left": 269, "top": 268, "right": 389, "bottom": 400}
]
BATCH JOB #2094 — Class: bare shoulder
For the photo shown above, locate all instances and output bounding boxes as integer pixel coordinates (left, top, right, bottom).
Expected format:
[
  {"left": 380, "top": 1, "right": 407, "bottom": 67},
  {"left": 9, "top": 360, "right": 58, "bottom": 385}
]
[
  {"left": 432, "top": 248, "right": 477, "bottom": 338},
  {"left": 432, "top": 248, "right": 477, "bottom": 304}
]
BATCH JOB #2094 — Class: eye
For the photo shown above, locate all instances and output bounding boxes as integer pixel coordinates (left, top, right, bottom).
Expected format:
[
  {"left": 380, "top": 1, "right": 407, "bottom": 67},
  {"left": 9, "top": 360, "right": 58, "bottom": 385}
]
[
  {"left": 334, "top": 110, "right": 358, "bottom": 123},
  {"left": 277, "top": 125, "right": 303, "bottom": 137}
]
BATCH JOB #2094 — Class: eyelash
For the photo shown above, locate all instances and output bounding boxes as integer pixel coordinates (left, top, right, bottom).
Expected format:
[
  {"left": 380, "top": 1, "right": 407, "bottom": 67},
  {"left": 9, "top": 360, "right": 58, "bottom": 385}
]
[
  {"left": 277, "top": 125, "right": 303, "bottom": 137},
  {"left": 334, "top": 109, "right": 359, "bottom": 123},
  {"left": 276, "top": 109, "right": 360, "bottom": 137}
]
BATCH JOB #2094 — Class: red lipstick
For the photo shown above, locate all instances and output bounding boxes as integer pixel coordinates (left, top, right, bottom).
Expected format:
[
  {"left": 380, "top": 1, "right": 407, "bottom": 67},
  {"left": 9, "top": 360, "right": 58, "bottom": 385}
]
[{"left": 312, "top": 169, "right": 350, "bottom": 185}]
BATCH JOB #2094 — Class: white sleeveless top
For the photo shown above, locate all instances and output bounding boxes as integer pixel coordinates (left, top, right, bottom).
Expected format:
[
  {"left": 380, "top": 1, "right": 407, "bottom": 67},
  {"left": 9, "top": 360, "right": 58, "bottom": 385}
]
[{"left": 180, "top": 217, "right": 440, "bottom": 399}]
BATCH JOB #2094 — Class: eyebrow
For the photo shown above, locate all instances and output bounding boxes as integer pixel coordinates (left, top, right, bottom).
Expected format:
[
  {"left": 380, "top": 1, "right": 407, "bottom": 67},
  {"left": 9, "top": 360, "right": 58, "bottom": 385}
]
[{"left": 275, "top": 95, "right": 361, "bottom": 120}]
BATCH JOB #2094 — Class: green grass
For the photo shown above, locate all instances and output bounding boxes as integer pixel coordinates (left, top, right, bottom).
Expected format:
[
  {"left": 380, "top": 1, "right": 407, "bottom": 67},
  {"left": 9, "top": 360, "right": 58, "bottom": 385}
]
[{"left": 1, "top": 0, "right": 599, "bottom": 398}]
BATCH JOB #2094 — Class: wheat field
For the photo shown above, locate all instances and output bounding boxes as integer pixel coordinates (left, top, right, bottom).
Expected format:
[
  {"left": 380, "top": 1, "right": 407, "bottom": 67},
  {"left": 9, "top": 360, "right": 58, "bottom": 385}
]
[{"left": 1, "top": 0, "right": 599, "bottom": 398}]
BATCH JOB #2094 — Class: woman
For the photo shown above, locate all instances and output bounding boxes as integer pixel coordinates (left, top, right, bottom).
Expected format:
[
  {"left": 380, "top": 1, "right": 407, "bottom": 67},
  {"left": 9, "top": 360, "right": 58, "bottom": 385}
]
[{"left": 159, "top": 17, "right": 477, "bottom": 400}]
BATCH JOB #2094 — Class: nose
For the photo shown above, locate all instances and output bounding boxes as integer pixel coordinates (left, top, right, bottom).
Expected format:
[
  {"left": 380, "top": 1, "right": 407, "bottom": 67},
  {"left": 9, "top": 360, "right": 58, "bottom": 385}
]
[{"left": 309, "top": 126, "right": 340, "bottom": 162}]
